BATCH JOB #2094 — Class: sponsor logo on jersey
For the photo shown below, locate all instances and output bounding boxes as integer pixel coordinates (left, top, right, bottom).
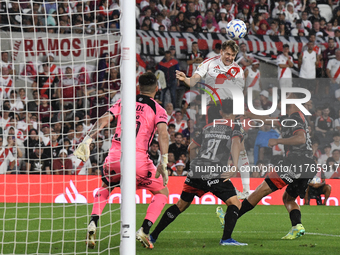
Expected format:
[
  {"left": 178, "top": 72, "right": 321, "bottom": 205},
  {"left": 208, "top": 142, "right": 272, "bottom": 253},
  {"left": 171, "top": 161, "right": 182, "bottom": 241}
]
[
  {"left": 214, "top": 65, "right": 220, "bottom": 69},
  {"left": 207, "top": 179, "right": 219, "bottom": 187}
]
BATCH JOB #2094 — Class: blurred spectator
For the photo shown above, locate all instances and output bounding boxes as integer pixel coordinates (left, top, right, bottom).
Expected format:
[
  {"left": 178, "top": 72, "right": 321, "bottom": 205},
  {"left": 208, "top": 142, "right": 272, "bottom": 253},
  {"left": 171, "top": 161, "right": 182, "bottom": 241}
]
[
  {"left": 285, "top": 2, "right": 299, "bottom": 26},
  {"left": 89, "top": 87, "right": 109, "bottom": 123},
  {"left": 278, "top": 12, "right": 291, "bottom": 35},
  {"left": 38, "top": 94, "right": 52, "bottom": 123},
  {"left": 314, "top": 105, "right": 334, "bottom": 146},
  {"left": 290, "top": 20, "right": 309, "bottom": 36},
  {"left": 182, "top": 119, "right": 195, "bottom": 141},
  {"left": 32, "top": 62, "right": 59, "bottom": 101},
  {"left": 327, "top": 49, "right": 340, "bottom": 96},
  {"left": 9, "top": 90, "right": 24, "bottom": 112},
  {"left": 334, "top": 109, "right": 340, "bottom": 132},
  {"left": 203, "top": 19, "right": 219, "bottom": 32},
  {"left": 0, "top": 67, "right": 14, "bottom": 99},
  {"left": 323, "top": 38, "right": 336, "bottom": 75},
  {"left": 148, "top": 140, "right": 159, "bottom": 166},
  {"left": 0, "top": 52, "right": 14, "bottom": 75},
  {"left": 318, "top": 144, "right": 332, "bottom": 164},
  {"left": 0, "top": 136, "right": 15, "bottom": 174},
  {"left": 277, "top": 44, "right": 294, "bottom": 88},
  {"left": 217, "top": 9, "right": 230, "bottom": 29},
  {"left": 330, "top": 132, "right": 340, "bottom": 152},
  {"left": 266, "top": 21, "right": 279, "bottom": 35},
  {"left": 312, "top": 139, "right": 322, "bottom": 158},
  {"left": 186, "top": 42, "right": 204, "bottom": 77},
  {"left": 165, "top": 103, "right": 175, "bottom": 123},
  {"left": 236, "top": 43, "right": 253, "bottom": 69},
  {"left": 203, "top": 9, "right": 218, "bottom": 28},
  {"left": 170, "top": 110, "right": 187, "bottom": 132},
  {"left": 90, "top": 137, "right": 105, "bottom": 166},
  {"left": 169, "top": 132, "right": 187, "bottom": 160},
  {"left": 206, "top": 43, "right": 221, "bottom": 59},
  {"left": 5, "top": 134, "right": 22, "bottom": 173},
  {"left": 158, "top": 51, "right": 179, "bottom": 107},
  {"left": 52, "top": 149, "right": 73, "bottom": 175},
  {"left": 310, "top": 20, "right": 327, "bottom": 37},
  {"left": 309, "top": 6, "right": 323, "bottom": 25},
  {"left": 27, "top": 144, "right": 50, "bottom": 174},
  {"left": 301, "top": 11, "right": 312, "bottom": 30},
  {"left": 298, "top": 40, "right": 319, "bottom": 93},
  {"left": 153, "top": 13, "right": 167, "bottom": 31},
  {"left": 259, "top": 90, "right": 272, "bottom": 110},
  {"left": 23, "top": 128, "right": 40, "bottom": 159},
  {"left": 173, "top": 160, "right": 188, "bottom": 176},
  {"left": 184, "top": 2, "right": 200, "bottom": 25},
  {"left": 97, "top": 53, "right": 110, "bottom": 83},
  {"left": 8, "top": 1, "right": 22, "bottom": 32},
  {"left": 58, "top": 66, "right": 81, "bottom": 110},
  {"left": 272, "top": 0, "right": 286, "bottom": 19},
  {"left": 237, "top": 5, "right": 252, "bottom": 23},
  {"left": 244, "top": 59, "right": 262, "bottom": 100},
  {"left": 332, "top": 149, "right": 340, "bottom": 163}
]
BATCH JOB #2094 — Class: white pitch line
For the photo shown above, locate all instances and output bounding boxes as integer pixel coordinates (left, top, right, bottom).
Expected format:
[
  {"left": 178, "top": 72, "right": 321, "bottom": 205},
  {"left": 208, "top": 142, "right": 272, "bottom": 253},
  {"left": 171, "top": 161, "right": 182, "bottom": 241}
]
[
  {"left": 163, "top": 230, "right": 340, "bottom": 237},
  {"left": 306, "top": 232, "right": 340, "bottom": 238}
]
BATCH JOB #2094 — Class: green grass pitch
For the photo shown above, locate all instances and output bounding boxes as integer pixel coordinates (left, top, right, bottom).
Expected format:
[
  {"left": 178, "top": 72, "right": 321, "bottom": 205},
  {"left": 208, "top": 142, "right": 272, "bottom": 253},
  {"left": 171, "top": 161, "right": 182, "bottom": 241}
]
[{"left": 0, "top": 203, "right": 339, "bottom": 254}]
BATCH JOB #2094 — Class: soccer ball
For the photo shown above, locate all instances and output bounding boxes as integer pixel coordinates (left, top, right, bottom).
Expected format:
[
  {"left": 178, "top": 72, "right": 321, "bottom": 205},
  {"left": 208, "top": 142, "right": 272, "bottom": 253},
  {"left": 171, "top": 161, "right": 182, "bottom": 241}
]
[
  {"left": 310, "top": 176, "right": 321, "bottom": 184},
  {"left": 226, "top": 19, "right": 247, "bottom": 40}
]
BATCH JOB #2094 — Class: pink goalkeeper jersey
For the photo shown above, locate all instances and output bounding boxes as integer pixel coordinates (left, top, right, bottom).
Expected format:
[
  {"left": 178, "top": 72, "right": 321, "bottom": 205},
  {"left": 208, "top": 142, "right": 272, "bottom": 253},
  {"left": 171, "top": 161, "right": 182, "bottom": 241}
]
[{"left": 109, "top": 94, "right": 168, "bottom": 155}]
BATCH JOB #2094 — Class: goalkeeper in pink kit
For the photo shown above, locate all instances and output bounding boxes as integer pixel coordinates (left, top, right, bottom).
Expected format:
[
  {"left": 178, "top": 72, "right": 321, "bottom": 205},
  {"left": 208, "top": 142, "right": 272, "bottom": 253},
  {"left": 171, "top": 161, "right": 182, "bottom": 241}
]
[{"left": 74, "top": 73, "right": 169, "bottom": 249}]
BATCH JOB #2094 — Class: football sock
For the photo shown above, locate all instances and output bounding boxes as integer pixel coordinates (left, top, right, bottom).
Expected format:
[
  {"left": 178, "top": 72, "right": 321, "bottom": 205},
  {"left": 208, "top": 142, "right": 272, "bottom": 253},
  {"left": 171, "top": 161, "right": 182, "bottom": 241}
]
[
  {"left": 91, "top": 188, "right": 109, "bottom": 218},
  {"left": 145, "top": 194, "right": 167, "bottom": 223},
  {"left": 141, "top": 219, "right": 153, "bottom": 234},
  {"left": 289, "top": 209, "right": 302, "bottom": 226},
  {"left": 238, "top": 199, "right": 254, "bottom": 218},
  {"left": 238, "top": 150, "right": 250, "bottom": 192},
  {"left": 89, "top": 215, "right": 99, "bottom": 227},
  {"left": 222, "top": 205, "right": 239, "bottom": 240},
  {"left": 150, "top": 205, "right": 181, "bottom": 240}
]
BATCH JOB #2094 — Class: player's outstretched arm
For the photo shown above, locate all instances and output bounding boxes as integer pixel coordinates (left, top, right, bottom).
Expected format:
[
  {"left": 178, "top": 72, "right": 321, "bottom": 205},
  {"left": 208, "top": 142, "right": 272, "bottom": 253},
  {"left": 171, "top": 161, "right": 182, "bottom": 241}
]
[
  {"left": 74, "top": 112, "right": 114, "bottom": 162},
  {"left": 268, "top": 130, "right": 306, "bottom": 148},
  {"left": 155, "top": 122, "right": 169, "bottom": 186},
  {"left": 176, "top": 70, "right": 201, "bottom": 87},
  {"left": 245, "top": 111, "right": 281, "bottom": 127}
]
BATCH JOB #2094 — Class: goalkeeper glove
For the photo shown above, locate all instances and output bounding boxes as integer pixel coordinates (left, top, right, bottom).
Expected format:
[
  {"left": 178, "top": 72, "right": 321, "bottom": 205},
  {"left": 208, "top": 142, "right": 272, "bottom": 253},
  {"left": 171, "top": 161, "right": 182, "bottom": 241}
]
[
  {"left": 155, "top": 154, "right": 168, "bottom": 186},
  {"left": 74, "top": 135, "right": 92, "bottom": 162}
]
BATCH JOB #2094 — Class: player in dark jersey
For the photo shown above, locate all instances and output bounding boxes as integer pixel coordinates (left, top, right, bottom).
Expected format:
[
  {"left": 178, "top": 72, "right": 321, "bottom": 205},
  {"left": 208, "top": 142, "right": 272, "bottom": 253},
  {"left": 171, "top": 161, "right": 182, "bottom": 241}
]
[
  {"left": 148, "top": 98, "right": 248, "bottom": 246},
  {"left": 239, "top": 92, "right": 315, "bottom": 240}
]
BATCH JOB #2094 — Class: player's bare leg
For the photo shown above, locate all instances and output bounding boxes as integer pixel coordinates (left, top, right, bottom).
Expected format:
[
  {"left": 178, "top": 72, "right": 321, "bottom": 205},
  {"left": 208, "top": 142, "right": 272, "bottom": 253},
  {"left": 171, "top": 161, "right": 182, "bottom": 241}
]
[
  {"left": 238, "top": 180, "right": 273, "bottom": 218},
  {"left": 323, "top": 184, "right": 331, "bottom": 205},
  {"left": 237, "top": 142, "right": 250, "bottom": 199},
  {"left": 136, "top": 187, "right": 169, "bottom": 249},
  {"left": 149, "top": 198, "right": 191, "bottom": 245},
  {"left": 220, "top": 196, "right": 247, "bottom": 246},
  {"left": 87, "top": 182, "right": 114, "bottom": 249},
  {"left": 281, "top": 191, "right": 305, "bottom": 239}
]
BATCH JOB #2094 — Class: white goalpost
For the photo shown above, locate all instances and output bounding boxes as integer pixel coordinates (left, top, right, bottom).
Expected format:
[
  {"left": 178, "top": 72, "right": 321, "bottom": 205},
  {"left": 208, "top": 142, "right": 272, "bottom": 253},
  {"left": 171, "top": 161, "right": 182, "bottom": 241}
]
[
  {"left": 0, "top": 0, "right": 136, "bottom": 254},
  {"left": 120, "top": 0, "right": 136, "bottom": 254}
]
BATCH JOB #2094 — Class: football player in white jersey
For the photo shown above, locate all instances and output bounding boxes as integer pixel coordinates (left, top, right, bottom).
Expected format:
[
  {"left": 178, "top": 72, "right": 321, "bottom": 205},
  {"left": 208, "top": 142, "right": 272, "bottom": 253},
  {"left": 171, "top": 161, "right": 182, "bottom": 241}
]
[{"left": 176, "top": 40, "right": 251, "bottom": 199}]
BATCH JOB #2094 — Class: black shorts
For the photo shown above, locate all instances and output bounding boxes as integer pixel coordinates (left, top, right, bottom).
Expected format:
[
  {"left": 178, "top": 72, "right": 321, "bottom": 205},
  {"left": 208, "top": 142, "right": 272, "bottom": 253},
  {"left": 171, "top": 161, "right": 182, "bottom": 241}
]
[
  {"left": 180, "top": 176, "right": 237, "bottom": 203},
  {"left": 101, "top": 167, "right": 120, "bottom": 188},
  {"left": 265, "top": 155, "right": 315, "bottom": 199},
  {"left": 309, "top": 184, "right": 326, "bottom": 197}
]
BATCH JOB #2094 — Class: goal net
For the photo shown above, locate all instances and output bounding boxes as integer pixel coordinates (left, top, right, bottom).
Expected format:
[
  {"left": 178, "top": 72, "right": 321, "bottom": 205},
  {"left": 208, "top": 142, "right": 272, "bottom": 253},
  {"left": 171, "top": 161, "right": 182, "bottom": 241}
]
[{"left": 0, "top": 0, "right": 126, "bottom": 254}]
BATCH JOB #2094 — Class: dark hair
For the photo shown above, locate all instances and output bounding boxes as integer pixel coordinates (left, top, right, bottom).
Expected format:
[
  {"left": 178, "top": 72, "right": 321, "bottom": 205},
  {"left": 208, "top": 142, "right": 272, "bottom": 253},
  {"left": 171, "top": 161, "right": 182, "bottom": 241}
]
[
  {"left": 215, "top": 43, "right": 221, "bottom": 50},
  {"left": 175, "top": 132, "right": 183, "bottom": 138},
  {"left": 139, "top": 72, "right": 157, "bottom": 93},
  {"left": 283, "top": 44, "right": 289, "bottom": 48},
  {"left": 220, "top": 98, "right": 234, "bottom": 114},
  {"left": 150, "top": 139, "right": 159, "bottom": 146},
  {"left": 221, "top": 40, "right": 239, "bottom": 53},
  {"left": 168, "top": 123, "right": 175, "bottom": 129}
]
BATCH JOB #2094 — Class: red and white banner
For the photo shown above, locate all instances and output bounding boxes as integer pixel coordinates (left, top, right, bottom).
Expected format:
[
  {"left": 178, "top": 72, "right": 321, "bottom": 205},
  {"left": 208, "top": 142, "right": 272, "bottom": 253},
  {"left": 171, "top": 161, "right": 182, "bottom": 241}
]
[
  {"left": 0, "top": 176, "right": 339, "bottom": 206},
  {"left": 0, "top": 31, "right": 121, "bottom": 63}
]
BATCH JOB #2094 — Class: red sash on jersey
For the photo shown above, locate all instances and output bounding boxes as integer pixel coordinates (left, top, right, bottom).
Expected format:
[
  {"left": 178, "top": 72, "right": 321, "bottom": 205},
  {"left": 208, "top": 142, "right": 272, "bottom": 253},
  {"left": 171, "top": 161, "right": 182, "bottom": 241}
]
[
  {"left": 279, "top": 59, "right": 289, "bottom": 79},
  {"left": 177, "top": 122, "right": 186, "bottom": 133},
  {"left": 248, "top": 72, "right": 260, "bottom": 87},
  {"left": 76, "top": 160, "right": 85, "bottom": 175},
  {"left": 334, "top": 66, "right": 340, "bottom": 80},
  {"left": 40, "top": 65, "right": 57, "bottom": 97},
  {"left": 0, "top": 78, "right": 13, "bottom": 94}
]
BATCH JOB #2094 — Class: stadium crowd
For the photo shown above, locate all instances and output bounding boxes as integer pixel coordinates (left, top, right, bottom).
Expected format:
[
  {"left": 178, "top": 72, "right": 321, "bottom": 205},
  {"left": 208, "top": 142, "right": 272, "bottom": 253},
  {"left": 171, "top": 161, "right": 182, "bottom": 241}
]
[{"left": 0, "top": 0, "right": 340, "bottom": 188}]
